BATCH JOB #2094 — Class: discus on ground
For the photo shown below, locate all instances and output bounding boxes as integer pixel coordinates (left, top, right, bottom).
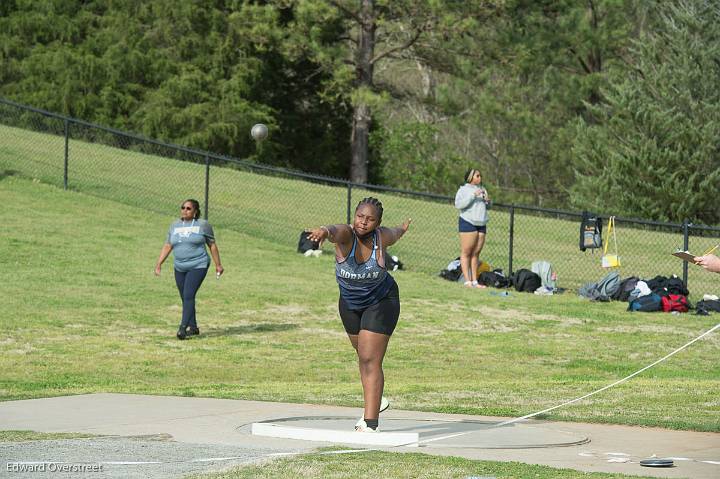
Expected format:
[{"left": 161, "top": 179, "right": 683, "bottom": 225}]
[{"left": 639, "top": 458, "right": 674, "bottom": 467}]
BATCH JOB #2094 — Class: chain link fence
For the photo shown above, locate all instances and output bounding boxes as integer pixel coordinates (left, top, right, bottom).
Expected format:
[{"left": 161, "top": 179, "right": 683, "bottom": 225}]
[{"left": 2, "top": 97, "right": 720, "bottom": 296}]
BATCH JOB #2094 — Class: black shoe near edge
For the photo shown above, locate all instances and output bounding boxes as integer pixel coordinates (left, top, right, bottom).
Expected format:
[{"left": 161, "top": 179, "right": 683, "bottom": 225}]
[
  {"left": 186, "top": 326, "right": 200, "bottom": 336},
  {"left": 177, "top": 327, "right": 187, "bottom": 340}
]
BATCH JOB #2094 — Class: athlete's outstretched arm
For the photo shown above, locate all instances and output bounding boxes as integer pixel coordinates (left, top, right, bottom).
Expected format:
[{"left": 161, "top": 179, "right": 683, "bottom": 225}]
[
  {"left": 306, "top": 224, "right": 353, "bottom": 245},
  {"left": 381, "top": 219, "right": 412, "bottom": 247}
]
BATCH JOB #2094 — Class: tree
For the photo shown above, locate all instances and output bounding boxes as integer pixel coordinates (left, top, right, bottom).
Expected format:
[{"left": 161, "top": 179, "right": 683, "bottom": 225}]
[
  {"left": 360, "top": 0, "right": 639, "bottom": 202},
  {"left": 287, "top": 0, "right": 481, "bottom": 183},
  {"left": 371, "top": 121, "right": 463, "bottom": 193},
  {"left": 570, "top": 0, "right": 720, "bottom": 223},
  {"left": 428, "top": 0, "right": 639, "bottom": 205},
  {"left": 0, "top": 1, "right": 353, "bottom": 176}
]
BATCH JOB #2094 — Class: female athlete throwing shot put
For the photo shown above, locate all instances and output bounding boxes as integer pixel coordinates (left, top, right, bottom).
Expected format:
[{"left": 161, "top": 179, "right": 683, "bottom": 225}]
[{"left": 307, "top": 197, "right": 411, "bottom": 432}]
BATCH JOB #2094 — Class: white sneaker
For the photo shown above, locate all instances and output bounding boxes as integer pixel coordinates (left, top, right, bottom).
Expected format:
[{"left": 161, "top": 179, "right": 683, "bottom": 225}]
[
  {"left": 356, "top": 396, "right": 390, "bottom": 427},
  {"left": 379, "top": 396, "right": 390, "bottom": 413},
  {"left": 354, "top": 420, "right": 378, "bottom": 432}
]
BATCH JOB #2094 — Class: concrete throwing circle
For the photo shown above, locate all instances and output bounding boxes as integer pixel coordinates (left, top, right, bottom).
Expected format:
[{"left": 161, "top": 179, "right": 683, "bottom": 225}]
[{"left": 241, "top": 416, "right": 590, "bottom": 449}]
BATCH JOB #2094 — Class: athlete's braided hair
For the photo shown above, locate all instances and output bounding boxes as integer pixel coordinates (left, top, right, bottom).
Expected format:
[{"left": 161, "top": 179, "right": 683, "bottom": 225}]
[{"left": 356, "top": 197, "right": 383, "bottom": 222}]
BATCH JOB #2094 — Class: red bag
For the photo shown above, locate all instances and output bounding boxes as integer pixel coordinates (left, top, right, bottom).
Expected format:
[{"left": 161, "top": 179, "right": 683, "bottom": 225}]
[{"left": 661, "top": 294, "right": 689, "bottom": 313}]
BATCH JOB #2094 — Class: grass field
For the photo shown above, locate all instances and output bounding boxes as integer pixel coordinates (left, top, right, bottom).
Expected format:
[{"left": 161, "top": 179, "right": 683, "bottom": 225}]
[
  {"left": 2, "top": 122, "right": 720, "bottom": 293},
  {"left": 1, "top": 120, "right": 718, "bottom": 477},
  {"left": 1, "top": 176, "right": 718, "bottom": 435},
  {"left": 190, "top": 449, "right": 656, "bottom": 479},
  {"left": 0, "top": 431, "right": 97, "bottom": 442}
]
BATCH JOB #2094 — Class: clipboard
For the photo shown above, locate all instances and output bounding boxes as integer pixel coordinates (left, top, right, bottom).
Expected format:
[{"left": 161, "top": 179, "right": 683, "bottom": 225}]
[{"left": 672, "top": 250, "right": 699, "bottom": 264}]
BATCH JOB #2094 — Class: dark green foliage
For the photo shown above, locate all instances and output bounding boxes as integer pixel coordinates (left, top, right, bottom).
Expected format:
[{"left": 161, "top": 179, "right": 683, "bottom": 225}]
[
  {"left": 570, "top": 0, "right": 720, "bottom": 223},
  {"left": 0, "top": 0, "right": 351, "bottom": 177},
  {"left": 424, "top": 0, "right": 638, "bottom": 204},
  {"left": 2, "top": 0, "right": 718, "bottom": 223},
  {"left": 372, "top": 121, "right": 465, "bottom": 194}
]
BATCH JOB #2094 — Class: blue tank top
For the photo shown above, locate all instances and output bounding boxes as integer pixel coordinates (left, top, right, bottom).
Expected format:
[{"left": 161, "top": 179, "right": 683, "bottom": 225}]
[{"left": 335, "top": 230, "right": 395, "bottom": 309}]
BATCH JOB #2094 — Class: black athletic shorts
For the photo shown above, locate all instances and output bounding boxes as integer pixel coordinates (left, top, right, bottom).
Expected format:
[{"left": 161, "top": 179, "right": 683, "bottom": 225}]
[{"left": 338, "top": 282, "right": 400, "bottom": 336}]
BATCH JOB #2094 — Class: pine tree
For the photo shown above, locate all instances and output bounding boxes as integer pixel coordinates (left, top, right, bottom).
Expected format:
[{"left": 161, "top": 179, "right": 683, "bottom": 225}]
[{"left": 570, "top": 0, "right": 720, "bottom": 224}]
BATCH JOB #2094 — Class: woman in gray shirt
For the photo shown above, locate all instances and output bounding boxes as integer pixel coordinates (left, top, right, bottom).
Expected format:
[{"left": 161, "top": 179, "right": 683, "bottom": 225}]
[
  {"left": 454, "top": 169, "right": 490, "bottom": 288},
  {"left": 154, "top": 199, "right": 224, "bottom": 339}
]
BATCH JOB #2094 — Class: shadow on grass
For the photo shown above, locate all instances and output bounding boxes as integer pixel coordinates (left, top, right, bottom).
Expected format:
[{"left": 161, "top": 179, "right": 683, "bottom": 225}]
[
  {"left": 0, "top": 170, "right": 18, "bottom": 181},
  {"left": 200, "top": 323, "right": 299, "bottom": 338}
]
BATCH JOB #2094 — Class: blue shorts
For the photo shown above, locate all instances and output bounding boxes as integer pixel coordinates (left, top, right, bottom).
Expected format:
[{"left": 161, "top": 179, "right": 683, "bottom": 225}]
[{"left": 459, "top": 217, "right": 487, "bottom": 233}]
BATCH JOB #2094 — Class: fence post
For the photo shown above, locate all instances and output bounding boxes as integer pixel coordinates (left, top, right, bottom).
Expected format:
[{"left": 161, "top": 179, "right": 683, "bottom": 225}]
[
  {"left": 682, "top": 218, "right": 689, "bottom": 287},
  {"left": 204, "top": 154, "right": 210, "bottom": 220},
  {"left": 346, "top": 183, "right": 353, "bottom": 224},
  {"left": 509, "top": 204, "right": 515, "bottom": 275},
  {"left": 63, "top": 119, "right": 69, "bottom": 190}
]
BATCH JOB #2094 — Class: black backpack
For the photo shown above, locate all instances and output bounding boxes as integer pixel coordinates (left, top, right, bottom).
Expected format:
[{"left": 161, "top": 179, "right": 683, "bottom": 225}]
[
  {"left": 297, "top": 231, "right": 319, "bottom": 253},
  {"left": 612, "top": 276, "right": 639, "bottom": 302},
  {"left": 580, "top": 212, "right": 602, "bottom": 251},
  {"left": 665, "top": 275, "right": 689, "bottom": 296},
  {"left": 696, "top": 299, "right": 720, "bottom": 315},
  {"left": 387, "top": 255, "right": 404, "bottom": 271},
  {"left": 645, "top": 275, "right": 669, "bottom": 293},
  {"left": 439, "top": 268, "right": 463, "bottom": 282},
  {"left": 511, "top": 269, "right": 542, "bottom": 293},
  {"left": 479, "top": 269, "right": 509, "bottom": 288}
]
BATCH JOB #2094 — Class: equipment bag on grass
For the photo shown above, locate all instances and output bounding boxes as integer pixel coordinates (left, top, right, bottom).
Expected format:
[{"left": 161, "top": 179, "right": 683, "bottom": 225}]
[
  {"left": 531, "top": 260, "right": 557, "bottom": 290},
  {"left": 661, "top": 294, "right": 689, "bottom": 313},
  {"left": 628, "top": 293, "right": 662, "bottom": 312},
  {"left": 665, "top": 275, "right": 689, "bottom": 296},
  {"left": 646, "top": 275, "right": 669, "bottom": 293},
  {"left": 510, "top": 269, "right": 542, "bottom": 293},
  {"left": 597, "top": 271, "right": 621, "bottom": 298},
  {"left": 612, "top": 276, "right": 639, "bottom": 302},
  {"left": 695, "top": 299, "right": 720, "bottom": 315},
  {"left": 297, "top": 231, "right": 319, "bottom": 253},
  {"left": 439, "top": 257, "right": 462, "bottom": 282},
  {"left": 579, "top": 271, "right": 620, "bottom": 301},
  {"left": 479, "top": 269, "right": 509, "bottom": 288},
  {"left": 439, "top": 268, "right": 463, "bottom": 282},
  {"left": 386, "top": 254, "right": 404, "bottom": 271}
]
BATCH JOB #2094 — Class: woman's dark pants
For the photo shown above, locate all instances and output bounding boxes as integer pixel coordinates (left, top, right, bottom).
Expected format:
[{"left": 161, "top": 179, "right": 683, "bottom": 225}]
[{"left": 174, "top": 268, "right": 208, "bottom": 328}]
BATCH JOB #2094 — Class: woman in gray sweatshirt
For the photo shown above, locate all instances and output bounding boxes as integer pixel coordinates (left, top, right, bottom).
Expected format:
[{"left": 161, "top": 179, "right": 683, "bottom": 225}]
[
  {"left": 454, "top": 169, "right": 490, "bottom": 288},
  {"left": 154, "top": 199, "right": 224, "bottom": 339}
]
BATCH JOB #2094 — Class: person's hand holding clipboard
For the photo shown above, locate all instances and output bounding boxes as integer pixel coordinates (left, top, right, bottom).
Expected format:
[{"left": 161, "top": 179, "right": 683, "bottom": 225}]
[
  {"left": 673, "top": 243, "right": 720, "bottom": 271},
  {"left": 672, "top": 250, "right": 701, "bottom": 264},
  {"left": 694, "top": 244, "right": 720, "bottom": 272}
]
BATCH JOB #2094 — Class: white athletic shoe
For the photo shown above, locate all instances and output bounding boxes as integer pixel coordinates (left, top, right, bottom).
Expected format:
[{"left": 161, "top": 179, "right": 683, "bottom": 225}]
[
  {"left": 380, "top": 396, "right": 390, "bottom": 413},
  {"left": 356, "top": 396, "right": 390, "bottom": 428},
  {"left": 354, "top": 420, "right": 378, "bottom": 432},
  {"left": 355, "top": 416, "right": 365, "bottom": 428}
]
